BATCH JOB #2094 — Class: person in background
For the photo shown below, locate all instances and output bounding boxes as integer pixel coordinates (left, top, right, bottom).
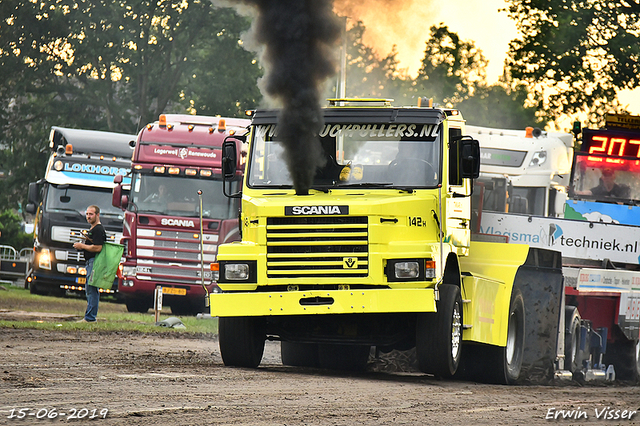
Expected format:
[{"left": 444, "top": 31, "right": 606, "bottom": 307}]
[
  {"left": 73, "top": 205, "right": 106, "bottom": 322},
  {"left": 589, "top": 168, "right": 630, "bottom": 198}
]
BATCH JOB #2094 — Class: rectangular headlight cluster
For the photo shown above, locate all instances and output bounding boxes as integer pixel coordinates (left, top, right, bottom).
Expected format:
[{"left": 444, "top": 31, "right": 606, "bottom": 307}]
[
  {"left": 218, "top": 261, "right": 257, "bottom": 283},
  {"left": 386, "top": 258, "right": 435, "bottom": 282}
]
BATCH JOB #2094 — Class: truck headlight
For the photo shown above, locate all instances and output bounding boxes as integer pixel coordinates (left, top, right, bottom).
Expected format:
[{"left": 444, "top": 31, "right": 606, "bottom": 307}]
[
  {"left": 529, "top": 150, "right": 547, "bottom": 167},
  {"left": 218, "top": 260, "right": 257, "bottom": 283},
  {"left": 386, "top": 258, "right": 432, "bottom": 282},
  {"left": 225, "top": 263, "right": 250, "bottom": 280},
  {"left": 122, "top": 266, "right": 136, "bottom": 277},
  {"left": 395, "top": 261, "right": 419, "bottom": 279},
  {"left": 39, "top": 249, "right": 51, "bottom": 270}
]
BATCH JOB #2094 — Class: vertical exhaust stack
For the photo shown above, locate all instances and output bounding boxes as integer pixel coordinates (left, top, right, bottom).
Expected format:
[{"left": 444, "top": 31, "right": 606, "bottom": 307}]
[{"left": 229, "top": 0, "right": 342, "bottom": 195}]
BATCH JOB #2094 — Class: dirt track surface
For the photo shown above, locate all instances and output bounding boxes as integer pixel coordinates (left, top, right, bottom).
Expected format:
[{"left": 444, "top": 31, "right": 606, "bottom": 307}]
[{"left": 1, "top": 328, "right": 640, "bottom": 425}]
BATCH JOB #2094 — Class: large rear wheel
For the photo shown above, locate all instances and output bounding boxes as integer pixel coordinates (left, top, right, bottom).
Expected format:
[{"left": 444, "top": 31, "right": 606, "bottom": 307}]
[
  {"left": 218, "top": 316, "right": 266, "bottom": 368},
  {"left": 564, "top": 306, "right": 582, "bottom": 373},
  {"left": 415, "top": 284, "right": 463, "bottom": 378},
  {"left": 490, "top": 285, "right": 526, "bottom": 384}
]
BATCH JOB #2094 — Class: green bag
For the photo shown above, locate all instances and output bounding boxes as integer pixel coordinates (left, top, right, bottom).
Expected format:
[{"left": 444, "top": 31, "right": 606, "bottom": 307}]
[{"left": 88, "top": 242, "right": 124, "bottom": 289}]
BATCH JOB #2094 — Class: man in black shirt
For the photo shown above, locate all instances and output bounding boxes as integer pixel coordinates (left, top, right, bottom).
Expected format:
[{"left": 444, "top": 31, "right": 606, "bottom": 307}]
[
  {"left": 589, "top": 168, "right": 630, "bottom": 199},
  {"left": 73, "top": 205, "right": 107, "bottom": 322}
]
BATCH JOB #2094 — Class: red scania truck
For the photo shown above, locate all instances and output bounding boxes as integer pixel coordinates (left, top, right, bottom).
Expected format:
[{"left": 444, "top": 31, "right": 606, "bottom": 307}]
[{"left": 112, "top": 114, "right": 249, "bottom": 315}]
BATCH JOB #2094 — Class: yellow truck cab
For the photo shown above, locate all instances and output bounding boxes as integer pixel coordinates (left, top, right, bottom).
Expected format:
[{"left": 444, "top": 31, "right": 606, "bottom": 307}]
[{"left": 212, "top": 99, "right": 563, "bottom": 384}]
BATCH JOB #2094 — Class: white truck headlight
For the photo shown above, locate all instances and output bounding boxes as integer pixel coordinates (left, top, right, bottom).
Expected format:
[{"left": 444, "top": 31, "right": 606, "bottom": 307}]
[
  {"left": 122, "top": 266, "right": 136, "bottom": 277},
  {"left": 39, "top": 249, "right": 51, "bottom": 270},
  {"left": 225, "top": 263, "right": 250, "bottom": 280},
  {"left": 395, "top": 261, "right": 419, "bottom": 279},
  {"left": 529, "top": 150, "right": 547, "bottom": 167}
]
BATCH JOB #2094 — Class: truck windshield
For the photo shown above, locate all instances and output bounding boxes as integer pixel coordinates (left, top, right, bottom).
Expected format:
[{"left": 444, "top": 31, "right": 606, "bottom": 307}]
[
  {"left": 128, "top": 173, "right": 240, "bottom": 219},
  {"left": 45, "top": 185, "right": 124, "bottom": 218},
  {"left": 571, "top": 154, "right": 640, "bottom": 204},
  {"left": 248, "top": 123, "right": 441, "bottom": 189}
]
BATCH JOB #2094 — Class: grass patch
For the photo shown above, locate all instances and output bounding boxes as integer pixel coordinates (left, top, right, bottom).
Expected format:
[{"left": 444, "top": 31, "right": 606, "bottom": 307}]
[{"left": 0, "top": 285, "right": 218, "bottom": 335}]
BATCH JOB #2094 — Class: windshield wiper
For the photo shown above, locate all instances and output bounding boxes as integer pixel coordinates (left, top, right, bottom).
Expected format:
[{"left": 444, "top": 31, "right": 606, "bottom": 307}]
[
  {"left": 310, "top": 185, "right": 330, "bottom": 193},
  {"left": 49, "top": 208, "right": 82, "bottom": 214},
  {"left": 100, "top": 212, "right": 123, "bottom": 218},
  {"left": 336, "top": 182, "right": 393, "bottom": 188}
]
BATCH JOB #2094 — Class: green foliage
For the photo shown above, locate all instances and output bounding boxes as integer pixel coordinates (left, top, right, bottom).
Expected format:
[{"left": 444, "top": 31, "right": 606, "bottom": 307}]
[
  {"left": 0, "top": 209, "right": 33, "bottom": 250},
  {"left": 458, "top": 84, "right": 542, "bottom": 129},
  {"left": 0, "top": 0, "right": 262, "bottom": 211},
  {"left": 415, "top": 25, "right": 488, "bottom": 107},
  {"left": 336, "top": 22, "right": 539, "bottom": 129},
  {"left": 506, "top": 0, "right": 637, "bottom": 124},
  {"left": 0, "top": 286, "right": 219, "bottom": 334}
]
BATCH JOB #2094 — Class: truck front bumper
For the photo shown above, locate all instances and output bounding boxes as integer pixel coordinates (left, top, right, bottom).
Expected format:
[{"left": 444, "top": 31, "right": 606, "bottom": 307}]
[{"left": 210, "top": 288, "right": 436, "bottom": 317}]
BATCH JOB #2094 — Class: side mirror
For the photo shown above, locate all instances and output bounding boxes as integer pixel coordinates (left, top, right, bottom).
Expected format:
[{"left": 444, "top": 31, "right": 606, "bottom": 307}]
[
  {"left": 460, "top": 137, "right": 480, "bottom": 179},
  {"left": 114, "top": 174, "right": 123, "bottom": 185},
  {"left": 222, "top": 139, "right": 238, "bottom": 179},
  {"left": 25, "top": 203, "right": 36, "bottom": 215},
  {"left": 112, "top": 184, "right": 123, "bottom": 208},
  {"left": 121, "top": 195, "right": 129, "bottom": 209},
  {"left": 27, "top": 182, "right": 39, "bottom": 205}
]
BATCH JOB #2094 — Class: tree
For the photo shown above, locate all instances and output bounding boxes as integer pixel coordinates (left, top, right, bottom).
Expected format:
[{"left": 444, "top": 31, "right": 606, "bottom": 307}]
[
  {"left": 0, "top": 0, "right": 262, "bottom": 210},
  {"left": 458, "top": 82, "right": 542, "bottom": 129},
  {"left": 415, "top": 25, "right": 488, "bottom": 108},
  {"left": 0, "top": 209, "right": 33, "bottom": 250},
  {"left": 506, "top": 0, "right": 637, "bottom": 124}
]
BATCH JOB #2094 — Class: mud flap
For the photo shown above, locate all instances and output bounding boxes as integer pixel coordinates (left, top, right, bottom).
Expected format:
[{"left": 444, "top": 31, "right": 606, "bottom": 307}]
[{"left": 513, "top": 247, "right": 563, "bottom": 384}]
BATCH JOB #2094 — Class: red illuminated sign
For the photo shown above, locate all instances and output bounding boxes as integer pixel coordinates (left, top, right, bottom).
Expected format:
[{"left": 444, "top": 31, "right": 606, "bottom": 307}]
[{"left": 582, "top": 129, "right": 640, "bottom": 158}]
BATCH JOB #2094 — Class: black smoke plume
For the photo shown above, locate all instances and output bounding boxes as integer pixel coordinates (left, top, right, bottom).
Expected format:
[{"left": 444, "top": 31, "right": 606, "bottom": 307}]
[{"left": 229, "top": 0, "right": 342, "bottom": 195}]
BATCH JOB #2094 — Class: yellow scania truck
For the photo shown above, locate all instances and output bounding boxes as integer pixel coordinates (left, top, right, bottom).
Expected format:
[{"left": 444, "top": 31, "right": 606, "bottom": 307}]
[{"left": 211, "top": 99, "right": 564, "bottom": 384}]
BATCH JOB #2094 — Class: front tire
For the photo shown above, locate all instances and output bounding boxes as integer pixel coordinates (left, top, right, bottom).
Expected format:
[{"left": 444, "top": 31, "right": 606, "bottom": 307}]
[
  {"left": 219, "top": 316, "right": 266, "bottom": 368},
  {"left": 416, "top": 284, "right": 463, "bottom": 378}
]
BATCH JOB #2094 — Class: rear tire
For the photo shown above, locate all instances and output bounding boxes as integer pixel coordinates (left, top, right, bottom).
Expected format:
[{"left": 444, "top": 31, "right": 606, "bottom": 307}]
[
  {"left": 415, "top": 284, "right": 462, "bottom": 378},
  {"left": 317, "top": 344, "right": 370, "bottom": 371},
  {"left": 492, "top": 285, "right": 525, "bottom": 384},
  {"left": 564, "top": 306, "right": 582, "bottom": 373},
  {"left": 219, "top": 316, "right": 265, "bottom": 368},
  {"left": 281, "top": 342, "right": 320, "bottom": 368},
  {"left": 465, "top": 286, "right": 525, "bottom": 384}
]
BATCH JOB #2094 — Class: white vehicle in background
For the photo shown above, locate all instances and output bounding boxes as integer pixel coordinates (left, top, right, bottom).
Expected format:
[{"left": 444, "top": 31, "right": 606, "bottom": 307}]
[{"left": 468, "top": 125, "right": 574, "bottom": 218}]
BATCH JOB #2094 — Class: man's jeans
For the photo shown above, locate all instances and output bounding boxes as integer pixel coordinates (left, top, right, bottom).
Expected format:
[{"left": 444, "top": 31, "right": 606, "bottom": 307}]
[{"left": 84, "top": 257, "right": 99, "bottom": 322}]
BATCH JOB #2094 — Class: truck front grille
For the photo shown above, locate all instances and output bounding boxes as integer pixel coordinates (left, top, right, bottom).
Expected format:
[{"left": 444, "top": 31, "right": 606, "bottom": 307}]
[
  {"left": 266, "top": 216, "right": 369, "bottom": 278},
  {"left": 135, "top": 228, "right": 217, "bottom": 285}
]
